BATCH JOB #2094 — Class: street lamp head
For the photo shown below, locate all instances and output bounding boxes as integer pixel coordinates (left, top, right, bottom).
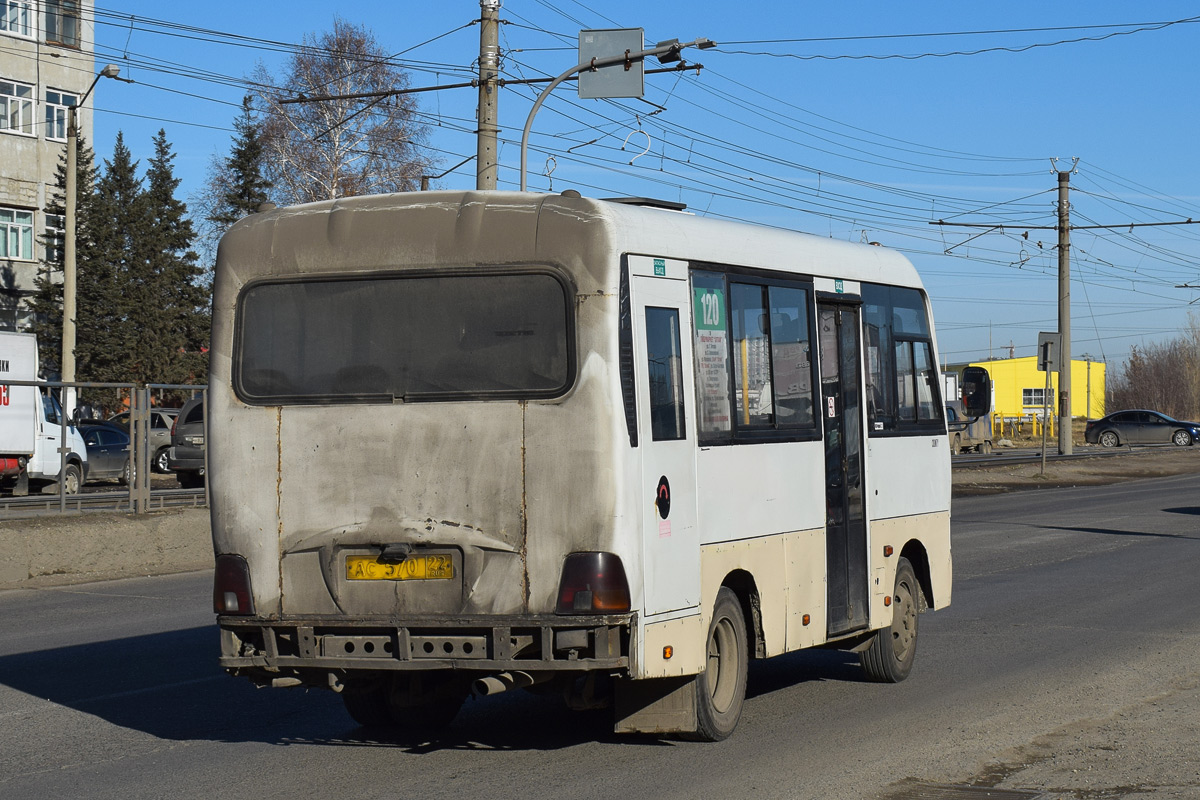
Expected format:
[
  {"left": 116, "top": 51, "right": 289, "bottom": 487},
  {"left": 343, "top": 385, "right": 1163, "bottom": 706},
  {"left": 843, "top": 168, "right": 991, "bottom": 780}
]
[
  {"left": 76, "top": 64, "right": 124, "bottom": 108},
  {"left": 655, "top": 39, "right": 682, "bottom": 64}
]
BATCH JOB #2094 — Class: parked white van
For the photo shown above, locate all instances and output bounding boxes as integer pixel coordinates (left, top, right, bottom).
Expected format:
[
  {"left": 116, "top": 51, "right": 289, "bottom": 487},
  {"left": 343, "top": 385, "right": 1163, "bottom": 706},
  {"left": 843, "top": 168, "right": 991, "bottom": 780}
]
[{"left": 0, "top": 332, "right": 87, "bottom": 494}]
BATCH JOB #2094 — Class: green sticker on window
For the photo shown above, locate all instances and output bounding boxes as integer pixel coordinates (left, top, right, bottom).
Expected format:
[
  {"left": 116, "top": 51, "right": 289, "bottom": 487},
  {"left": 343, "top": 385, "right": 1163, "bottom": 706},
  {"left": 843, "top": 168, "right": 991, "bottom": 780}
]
[
  {"left": 694, "top": 287, "right": 724, "bottom": 331},
  {"left": 653, "top": 259, "right": 666, "bottom": 276}
]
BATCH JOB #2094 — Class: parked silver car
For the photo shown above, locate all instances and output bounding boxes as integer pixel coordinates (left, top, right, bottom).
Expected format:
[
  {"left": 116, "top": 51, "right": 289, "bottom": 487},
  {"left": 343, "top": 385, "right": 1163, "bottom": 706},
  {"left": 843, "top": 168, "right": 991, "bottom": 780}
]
[{"left": 108, "top": 408, "right": 180, "bottom": 473}]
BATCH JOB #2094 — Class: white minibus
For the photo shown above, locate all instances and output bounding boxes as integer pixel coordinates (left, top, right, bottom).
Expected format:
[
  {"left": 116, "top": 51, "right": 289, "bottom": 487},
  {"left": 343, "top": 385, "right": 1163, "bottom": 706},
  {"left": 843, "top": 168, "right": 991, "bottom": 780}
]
[{"left": 210, "top": 190, "right": 988, "bottom": 740}]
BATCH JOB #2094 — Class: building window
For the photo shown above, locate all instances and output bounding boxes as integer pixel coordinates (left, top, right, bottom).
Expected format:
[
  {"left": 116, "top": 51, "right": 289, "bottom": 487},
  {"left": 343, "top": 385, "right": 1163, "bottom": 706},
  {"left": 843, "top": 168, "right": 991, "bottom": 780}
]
[
  {"left": 1022, "top": 388, "right": 1047, "bottom": 407},
  {"left": 45, "top": 212, "right": 64, "bottom": 264},
  {"left": 44, "top": 0, "right": 79, "bottom": 48},
  {"left": 0, "top": 0, "right": 34, "bottom": 38},
  {"left": 1, "top": 79, "right": 34, "bottom": 135},
  {"left": 1, "top": 208, "right": 35, "bottom": 260},
  {"left": 45, "top": 89, "right": 76, "bottom": 141}
]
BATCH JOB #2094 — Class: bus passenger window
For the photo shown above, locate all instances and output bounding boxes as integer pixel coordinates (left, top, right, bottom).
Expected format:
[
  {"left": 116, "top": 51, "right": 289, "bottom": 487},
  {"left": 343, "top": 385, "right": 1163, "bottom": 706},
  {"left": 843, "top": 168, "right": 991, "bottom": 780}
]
[
  {"left": 863, "top": 283, "right": 942, "bottom": 432},
  {"left": 896, "top": 342, "right": 916, "bottom": 422},
  {"left": 862, "top": 288, "right": 895, "bottom": 430},
  {"left": 768, "top": 286, "right": 814, "bottom": 428},
  {"left": 731, "top": 283, "right": 773, "bottom": 428},
  {"left": 895, "top": 340, "right": 940, "bottom": 423},
  {"left": 645, "top": 307, "right": 686, "bottom": 441},
  {"left": 691, "top": 270, "right": 732, "bottom": 436},
  {"left": 913, "top": 342, "right": 937, "bottom": 420}
]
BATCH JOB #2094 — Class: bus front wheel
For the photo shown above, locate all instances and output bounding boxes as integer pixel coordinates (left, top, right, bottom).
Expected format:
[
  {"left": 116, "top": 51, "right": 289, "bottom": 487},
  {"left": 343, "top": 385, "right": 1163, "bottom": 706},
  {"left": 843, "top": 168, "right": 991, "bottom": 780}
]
[
  {"left": 689, "top": 587, "right": 749, "bottom": 741},
  {"left": 860, "top": 557, "right": 920, "bottom": 683}
]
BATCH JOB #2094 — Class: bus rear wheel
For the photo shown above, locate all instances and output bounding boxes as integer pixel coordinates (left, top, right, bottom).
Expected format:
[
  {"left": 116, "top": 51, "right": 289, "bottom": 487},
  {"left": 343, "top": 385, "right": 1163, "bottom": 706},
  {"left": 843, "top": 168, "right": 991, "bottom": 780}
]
[
  {"left": 341, "top": 678, "right": 394, "bottom": 729},
  {"left": 342, "top": 672, "right": 467, "bottom": 739},
  {"left": 689, "top": 587, "right": 748, "bottom": 741},
  {"left": 860, "top": 557, "right": 920, "bottom": 683}
]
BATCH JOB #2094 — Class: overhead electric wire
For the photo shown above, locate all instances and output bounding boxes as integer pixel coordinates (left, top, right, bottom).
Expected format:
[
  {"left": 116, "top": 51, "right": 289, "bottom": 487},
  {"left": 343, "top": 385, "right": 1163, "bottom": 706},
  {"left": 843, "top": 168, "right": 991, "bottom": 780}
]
[
  {"left": 719, "top": 15, "right": 1200, "bottom": 60},
  {"left": 721, "top": 17, "right": 1200, "bottom": 45}
]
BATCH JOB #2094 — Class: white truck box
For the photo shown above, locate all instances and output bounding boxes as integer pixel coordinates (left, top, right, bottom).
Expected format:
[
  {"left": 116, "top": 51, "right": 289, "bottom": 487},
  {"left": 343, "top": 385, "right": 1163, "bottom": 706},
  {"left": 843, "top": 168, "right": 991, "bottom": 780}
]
[{"left": 0, "top": 331, "right": 87, "bottom": 491}]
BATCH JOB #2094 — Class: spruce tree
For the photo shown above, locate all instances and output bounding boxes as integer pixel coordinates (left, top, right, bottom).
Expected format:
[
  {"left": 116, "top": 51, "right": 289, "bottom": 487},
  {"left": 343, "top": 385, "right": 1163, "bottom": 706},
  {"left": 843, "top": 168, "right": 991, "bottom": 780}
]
[
  {"left": 137, "top": 129, "right": 209, "bottom": 385},
  {"left": 78, "top": 131, "right": 144, "bottom": 386},
  {"left": 195, "top": 96, "right": 272, "bottom": 266},
  {"left": 214, "top": 96, "right": 272, "bottom": 225},
  {"left": 35, "top": 130, "right": 210, "bottom": 394},
  {"left": 31, "top": 136, "right": 102, "bottom": 376}
]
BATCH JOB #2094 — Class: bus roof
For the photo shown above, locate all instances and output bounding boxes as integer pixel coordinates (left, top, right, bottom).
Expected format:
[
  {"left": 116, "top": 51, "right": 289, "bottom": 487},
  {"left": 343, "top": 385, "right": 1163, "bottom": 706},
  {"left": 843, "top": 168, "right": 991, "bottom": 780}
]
[{"left": 219, "top": 190, "right": 923, "bottom": 291}]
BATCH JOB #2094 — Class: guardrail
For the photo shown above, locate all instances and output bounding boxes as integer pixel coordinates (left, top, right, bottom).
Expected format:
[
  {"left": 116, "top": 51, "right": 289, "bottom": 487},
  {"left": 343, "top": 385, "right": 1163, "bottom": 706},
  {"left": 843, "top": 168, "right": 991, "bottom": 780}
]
[
  {"left": 0, "top": 486, "right": 208, "bottom": 518},
  {"left": 0, "top": 380, "right": 207, "bottom": 516}
]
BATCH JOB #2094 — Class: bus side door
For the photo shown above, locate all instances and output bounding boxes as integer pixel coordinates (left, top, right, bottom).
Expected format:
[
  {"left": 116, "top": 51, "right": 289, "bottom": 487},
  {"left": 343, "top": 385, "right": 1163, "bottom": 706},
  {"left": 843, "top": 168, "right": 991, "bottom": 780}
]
[
  {"left": 631, "top": 261, "right": 700, "bottom": 617},
  {"left": 818, "top": 301, "right": 870, "bottom": 637}
]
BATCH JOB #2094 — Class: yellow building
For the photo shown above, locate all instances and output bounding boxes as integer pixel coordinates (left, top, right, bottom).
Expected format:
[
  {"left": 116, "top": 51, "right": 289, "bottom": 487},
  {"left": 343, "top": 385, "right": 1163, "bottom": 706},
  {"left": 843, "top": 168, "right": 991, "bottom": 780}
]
[{"left": 964, "top": 357, "right": 1106, "bottom": 421}]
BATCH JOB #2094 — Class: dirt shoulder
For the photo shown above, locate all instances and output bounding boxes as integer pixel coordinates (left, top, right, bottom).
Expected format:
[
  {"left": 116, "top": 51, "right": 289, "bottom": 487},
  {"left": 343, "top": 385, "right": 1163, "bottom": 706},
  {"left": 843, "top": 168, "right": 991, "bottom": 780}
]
[{"left": 953, "top": 446, "right": 1200, "bottom": 496}]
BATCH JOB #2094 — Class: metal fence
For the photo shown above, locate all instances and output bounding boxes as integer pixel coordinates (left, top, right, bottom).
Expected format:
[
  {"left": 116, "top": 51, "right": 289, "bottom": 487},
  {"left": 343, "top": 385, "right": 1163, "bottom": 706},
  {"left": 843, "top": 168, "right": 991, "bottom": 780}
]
[{"left": 0, "top": 379, "right": 207, "bottom": 518}]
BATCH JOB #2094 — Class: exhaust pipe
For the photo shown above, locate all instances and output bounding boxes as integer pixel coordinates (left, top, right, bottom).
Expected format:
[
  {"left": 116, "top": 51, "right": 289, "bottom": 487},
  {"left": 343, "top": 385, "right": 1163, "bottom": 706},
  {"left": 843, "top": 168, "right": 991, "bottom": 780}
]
[{"left": 473, "top": 671, "right": 547, "bottom": 696}]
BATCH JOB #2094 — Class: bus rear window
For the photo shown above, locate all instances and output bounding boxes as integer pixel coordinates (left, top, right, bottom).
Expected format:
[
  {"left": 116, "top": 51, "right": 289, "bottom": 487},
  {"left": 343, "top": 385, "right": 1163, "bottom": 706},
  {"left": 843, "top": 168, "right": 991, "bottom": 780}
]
[{"left": 234, "top": 270, "right": 573, "bottom": 403}]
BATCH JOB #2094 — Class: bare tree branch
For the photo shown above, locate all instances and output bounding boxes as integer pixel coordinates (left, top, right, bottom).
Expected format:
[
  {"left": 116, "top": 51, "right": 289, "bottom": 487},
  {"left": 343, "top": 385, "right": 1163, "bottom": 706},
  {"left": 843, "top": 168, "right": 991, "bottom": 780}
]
[{"left": 249, "top": 18, "right": 433, "bottom": 207}]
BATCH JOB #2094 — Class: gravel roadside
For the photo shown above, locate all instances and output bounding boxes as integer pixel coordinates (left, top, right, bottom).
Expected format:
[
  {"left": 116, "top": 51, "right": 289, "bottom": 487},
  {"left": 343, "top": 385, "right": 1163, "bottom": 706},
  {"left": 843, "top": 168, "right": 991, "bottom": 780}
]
[{"left": 954, "top": 445, "right": 1200, "bottom": 497}]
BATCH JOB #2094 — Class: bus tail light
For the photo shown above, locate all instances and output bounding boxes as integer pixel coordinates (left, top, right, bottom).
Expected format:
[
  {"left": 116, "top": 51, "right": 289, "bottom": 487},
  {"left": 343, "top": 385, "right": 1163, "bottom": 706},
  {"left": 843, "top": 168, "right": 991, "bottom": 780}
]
[
  {"left": 556, "top": 552, "right": 630, "bottom": 614},
  {"left": 214, "top": 554, "right": 256, "bottom": 615}
]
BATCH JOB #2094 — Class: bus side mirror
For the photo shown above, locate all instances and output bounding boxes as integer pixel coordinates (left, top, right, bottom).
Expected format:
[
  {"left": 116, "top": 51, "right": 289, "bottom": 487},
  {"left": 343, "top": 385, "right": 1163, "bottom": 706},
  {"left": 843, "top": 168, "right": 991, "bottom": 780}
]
[{"left": 960, "top": 366, "right": 992, "bottom": 419}]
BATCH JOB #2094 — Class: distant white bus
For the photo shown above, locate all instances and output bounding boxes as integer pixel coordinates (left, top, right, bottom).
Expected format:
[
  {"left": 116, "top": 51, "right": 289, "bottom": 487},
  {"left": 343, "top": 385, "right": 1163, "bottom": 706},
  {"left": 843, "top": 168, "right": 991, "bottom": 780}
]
[{"left": 210, "top": 190, "right": 988, "bottom": 740}]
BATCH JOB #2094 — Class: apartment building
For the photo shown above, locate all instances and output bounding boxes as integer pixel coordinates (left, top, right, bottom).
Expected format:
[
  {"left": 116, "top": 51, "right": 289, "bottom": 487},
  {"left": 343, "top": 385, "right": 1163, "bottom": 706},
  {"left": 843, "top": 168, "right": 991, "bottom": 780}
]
[{"left": 1, "top": 0, "right": 95, "bottom": 331}]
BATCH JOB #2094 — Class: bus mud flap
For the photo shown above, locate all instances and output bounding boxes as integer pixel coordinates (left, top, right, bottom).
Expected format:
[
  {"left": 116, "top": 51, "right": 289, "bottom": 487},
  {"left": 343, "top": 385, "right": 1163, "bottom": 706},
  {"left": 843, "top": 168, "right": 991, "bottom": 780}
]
[{"left": 613, "top": 676, "right": 698, "bottom": 735}]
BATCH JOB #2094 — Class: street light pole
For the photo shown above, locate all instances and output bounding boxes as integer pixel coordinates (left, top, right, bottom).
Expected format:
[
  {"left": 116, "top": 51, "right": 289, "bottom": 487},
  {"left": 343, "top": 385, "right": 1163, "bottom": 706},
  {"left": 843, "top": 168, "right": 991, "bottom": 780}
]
[
  {"left": 62, "top": 63, "right": 122, "bottom": 391},
  {"left": 519, "top": 37, "right": 714, "bottom": 191}
]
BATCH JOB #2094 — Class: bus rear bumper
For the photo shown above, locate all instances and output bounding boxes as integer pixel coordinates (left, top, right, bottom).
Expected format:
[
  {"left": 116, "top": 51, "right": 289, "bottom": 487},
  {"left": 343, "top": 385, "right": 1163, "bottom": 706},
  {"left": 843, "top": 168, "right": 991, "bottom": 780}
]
[{"left": 217, "top": 613, "right": 635, "bottom": 685}]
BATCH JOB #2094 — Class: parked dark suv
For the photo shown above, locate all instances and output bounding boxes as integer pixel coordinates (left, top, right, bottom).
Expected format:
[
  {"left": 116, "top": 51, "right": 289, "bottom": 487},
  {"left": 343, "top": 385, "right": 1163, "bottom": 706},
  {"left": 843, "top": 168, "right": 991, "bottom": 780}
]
[{"left": 168, "top": 396, "right": 206, "bottom": 488}]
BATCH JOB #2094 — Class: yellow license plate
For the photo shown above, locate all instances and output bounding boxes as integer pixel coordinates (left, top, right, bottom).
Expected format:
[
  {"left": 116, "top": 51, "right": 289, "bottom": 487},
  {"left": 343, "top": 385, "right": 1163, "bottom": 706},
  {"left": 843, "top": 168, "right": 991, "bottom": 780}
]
[{"left": 345, "top": 554, "right": 455, "bottom": 581}]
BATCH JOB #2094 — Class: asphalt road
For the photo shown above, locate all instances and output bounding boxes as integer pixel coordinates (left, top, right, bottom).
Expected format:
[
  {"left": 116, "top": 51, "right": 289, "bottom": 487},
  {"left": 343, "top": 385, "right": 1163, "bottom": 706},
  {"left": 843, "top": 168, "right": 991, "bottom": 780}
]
[{"left": 2, "top": 474, "right": 1198, "bottom": 800}]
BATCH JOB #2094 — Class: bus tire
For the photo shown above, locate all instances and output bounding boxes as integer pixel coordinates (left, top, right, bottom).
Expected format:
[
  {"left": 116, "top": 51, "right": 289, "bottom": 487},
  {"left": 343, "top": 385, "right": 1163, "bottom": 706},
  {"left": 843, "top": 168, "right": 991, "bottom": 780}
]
[
  {"left": 386, "top": 673, "right": 467, "bottom": 739},
  {"left": 860, "top": 557, "right": 919, "bottom": 683},
  {"left": 341, "top": 679, "right": 394, "bottom": 729},
  {"left": 690, "top": 587, "right": 749, "bottom": 741}
]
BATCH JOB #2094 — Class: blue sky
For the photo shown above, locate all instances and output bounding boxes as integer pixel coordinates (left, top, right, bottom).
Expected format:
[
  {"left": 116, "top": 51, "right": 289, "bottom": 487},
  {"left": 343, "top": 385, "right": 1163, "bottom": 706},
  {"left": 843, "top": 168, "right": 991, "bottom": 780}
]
[{"left": 88, "top": 1, "right": 1200, "bottom": 368}]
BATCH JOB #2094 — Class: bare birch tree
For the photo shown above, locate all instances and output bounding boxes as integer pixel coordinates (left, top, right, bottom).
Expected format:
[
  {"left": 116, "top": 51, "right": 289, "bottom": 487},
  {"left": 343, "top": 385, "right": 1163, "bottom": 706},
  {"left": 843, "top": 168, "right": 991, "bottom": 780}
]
[
  {"left": 249, "top": 19, "right": 432, "bottom": 206},
  {"left": 1109, "top": 312, "right": 1200, "bottom": 420}
]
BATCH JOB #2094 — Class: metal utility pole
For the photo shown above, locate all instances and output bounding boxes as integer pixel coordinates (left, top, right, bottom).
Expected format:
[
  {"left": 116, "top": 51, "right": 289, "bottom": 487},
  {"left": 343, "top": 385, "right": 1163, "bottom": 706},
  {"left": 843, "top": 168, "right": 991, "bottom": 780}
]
[
  {"left": 1057, "top": 170, "right": 1072, "bottom": 455},
  {"left": 476, "top": 0, "right": 501, "bottom": 190}
]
